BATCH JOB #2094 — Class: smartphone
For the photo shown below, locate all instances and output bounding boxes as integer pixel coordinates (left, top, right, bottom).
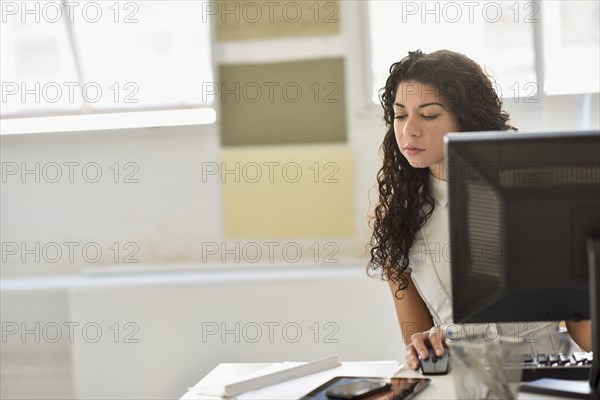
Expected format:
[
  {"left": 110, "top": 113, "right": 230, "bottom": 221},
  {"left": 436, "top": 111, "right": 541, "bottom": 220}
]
[{"left": 325, "top": 379, "right": 390, "bottom": 399}]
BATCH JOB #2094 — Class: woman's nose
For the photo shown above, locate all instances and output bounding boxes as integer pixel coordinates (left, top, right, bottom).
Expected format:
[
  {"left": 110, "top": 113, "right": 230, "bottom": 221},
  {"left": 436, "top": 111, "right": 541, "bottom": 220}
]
[{"left": 402, "top": 115, "right": 422, "bottom": 137}]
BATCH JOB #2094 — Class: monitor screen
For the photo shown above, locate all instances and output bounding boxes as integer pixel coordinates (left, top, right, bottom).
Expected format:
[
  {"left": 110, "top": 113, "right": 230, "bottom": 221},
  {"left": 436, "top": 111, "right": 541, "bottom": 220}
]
[{"left": 445, "top": 130, "right": 600, "bottom": 324}]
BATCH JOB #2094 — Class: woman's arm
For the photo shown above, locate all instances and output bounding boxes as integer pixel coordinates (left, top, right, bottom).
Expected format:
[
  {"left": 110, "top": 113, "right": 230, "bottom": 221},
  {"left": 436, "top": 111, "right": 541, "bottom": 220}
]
[
  {"left": 565, "top": 320, "right": 592, "bottom": 351},
  {"left": 389, "top": 273, "right": 438, "bottom": 369},
  {"left": 388, "top": 273, "right": 433, "bottom": 344}
]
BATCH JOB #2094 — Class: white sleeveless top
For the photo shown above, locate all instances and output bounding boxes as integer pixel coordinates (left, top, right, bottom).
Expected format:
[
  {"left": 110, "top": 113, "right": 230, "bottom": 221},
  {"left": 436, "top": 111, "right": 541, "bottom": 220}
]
[{"left": 406, "top": 176, "right": 578, "bottom": 355}]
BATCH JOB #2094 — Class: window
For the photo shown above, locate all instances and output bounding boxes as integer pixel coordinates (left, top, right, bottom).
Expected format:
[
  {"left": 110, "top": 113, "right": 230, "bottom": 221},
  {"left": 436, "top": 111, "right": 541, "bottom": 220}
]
[
  {"left": 541, "top": 1, "right": 600, "bottom": 95},
  {"left": 1, "top": 1, "right": 214, "bottom": 122},
  {"left": 367, "top": 0, "right": 599, "bottom": 103}
]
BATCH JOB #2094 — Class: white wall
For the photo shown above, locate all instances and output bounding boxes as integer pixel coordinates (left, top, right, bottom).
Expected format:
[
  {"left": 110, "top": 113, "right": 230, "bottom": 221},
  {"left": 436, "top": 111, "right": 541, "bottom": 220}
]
[
  {"left": 1, "top": 1, "right": 599, "bottom": 399},
  {"left": 67, "top": 265, "right": 400, "bottom": 399},
  {"left": 1, "top": 124, "right": 223, "bottom": 277},
  {"left": 0, "top": 264, "right": 402, "bottom": 399}
]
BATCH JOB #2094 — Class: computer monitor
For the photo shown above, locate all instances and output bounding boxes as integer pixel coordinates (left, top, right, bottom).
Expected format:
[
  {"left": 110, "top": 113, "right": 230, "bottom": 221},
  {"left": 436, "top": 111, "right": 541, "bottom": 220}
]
[{"left": 445, "top": 130, "right": 599, "bottom": 398}]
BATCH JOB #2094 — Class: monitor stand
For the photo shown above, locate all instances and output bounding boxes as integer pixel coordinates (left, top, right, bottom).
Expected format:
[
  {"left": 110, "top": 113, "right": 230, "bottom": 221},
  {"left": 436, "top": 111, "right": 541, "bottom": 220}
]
[{"left": 519, "top": 235, "right": 599, "bottom": 399}]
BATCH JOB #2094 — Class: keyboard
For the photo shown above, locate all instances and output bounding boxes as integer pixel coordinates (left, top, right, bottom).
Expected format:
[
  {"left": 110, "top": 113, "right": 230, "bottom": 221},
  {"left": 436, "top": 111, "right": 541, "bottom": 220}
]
[{"left": 505, "top": 351, "right": 593, "bottom": 382}]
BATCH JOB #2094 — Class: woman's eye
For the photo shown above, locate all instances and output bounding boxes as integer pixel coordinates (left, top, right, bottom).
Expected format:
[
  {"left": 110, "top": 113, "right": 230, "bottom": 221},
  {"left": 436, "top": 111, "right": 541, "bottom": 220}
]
[
  {"left": 422, "top": 114, "right": 439, "bottom": 120},
  {"left": 394, "top": 115, "right": 407, "bottom": 120}
]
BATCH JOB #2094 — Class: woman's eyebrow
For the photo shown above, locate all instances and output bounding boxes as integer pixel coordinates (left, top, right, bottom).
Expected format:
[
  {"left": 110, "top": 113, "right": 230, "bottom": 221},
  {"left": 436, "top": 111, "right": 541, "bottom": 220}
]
[
  {"left": 418, "top": 102, "right": 446, "bottom": 109},
  {"left": 393, "top": 102, "right": 446, "bottom": 109}
]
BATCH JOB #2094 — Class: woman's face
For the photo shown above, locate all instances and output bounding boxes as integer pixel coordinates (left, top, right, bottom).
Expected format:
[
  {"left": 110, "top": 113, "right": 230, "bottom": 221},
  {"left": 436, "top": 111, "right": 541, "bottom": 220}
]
[{"left": 393, "top": 80, "right": 460, "bottom": 180}]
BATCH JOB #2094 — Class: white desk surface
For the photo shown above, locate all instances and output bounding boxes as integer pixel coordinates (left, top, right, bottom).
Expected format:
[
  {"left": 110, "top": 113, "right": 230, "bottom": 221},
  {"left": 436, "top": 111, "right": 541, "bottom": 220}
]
[{"left": 180, "top": 362, "right": 575, "bottom": 400}]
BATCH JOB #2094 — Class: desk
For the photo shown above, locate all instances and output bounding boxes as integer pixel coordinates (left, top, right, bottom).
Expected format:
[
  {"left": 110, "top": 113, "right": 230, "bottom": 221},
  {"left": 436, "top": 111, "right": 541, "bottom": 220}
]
[{"left": 180, "top": 362, "right": 570, "bottom": 399}]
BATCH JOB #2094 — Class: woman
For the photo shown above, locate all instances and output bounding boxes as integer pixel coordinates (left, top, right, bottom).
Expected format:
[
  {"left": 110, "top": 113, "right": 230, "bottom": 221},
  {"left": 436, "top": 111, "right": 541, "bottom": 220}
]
[{"left": 368, "top": 49, "right": 591, "bottom": 370}]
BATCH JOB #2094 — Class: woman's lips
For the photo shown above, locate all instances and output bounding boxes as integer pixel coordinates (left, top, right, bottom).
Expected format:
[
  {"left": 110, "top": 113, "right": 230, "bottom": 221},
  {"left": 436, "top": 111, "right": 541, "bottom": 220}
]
[{"left": 404, "top": 147, "right": 424, "bottom": 156}]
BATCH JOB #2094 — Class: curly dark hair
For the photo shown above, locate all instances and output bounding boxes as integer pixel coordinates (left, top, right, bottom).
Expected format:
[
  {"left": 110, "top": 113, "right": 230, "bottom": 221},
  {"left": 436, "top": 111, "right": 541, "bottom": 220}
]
[{"left": 368, "top": 49, "right": 516, "bottom": 298}]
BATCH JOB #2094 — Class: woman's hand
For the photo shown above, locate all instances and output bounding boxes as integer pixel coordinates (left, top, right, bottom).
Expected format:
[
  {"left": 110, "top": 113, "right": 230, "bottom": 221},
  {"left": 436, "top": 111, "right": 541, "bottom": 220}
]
[
  {"left": 565, "top": 320, "right": 592, "bottom": 352},
  {"left": 405, "top": 327, "right": 447, "bottom": 370}
]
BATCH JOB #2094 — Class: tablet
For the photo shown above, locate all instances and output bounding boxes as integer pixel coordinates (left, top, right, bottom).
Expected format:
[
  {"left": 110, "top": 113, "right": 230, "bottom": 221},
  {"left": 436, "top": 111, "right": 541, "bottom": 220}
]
[{"left": 301, "top": 376, "right": 431, "bottom": 400}]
